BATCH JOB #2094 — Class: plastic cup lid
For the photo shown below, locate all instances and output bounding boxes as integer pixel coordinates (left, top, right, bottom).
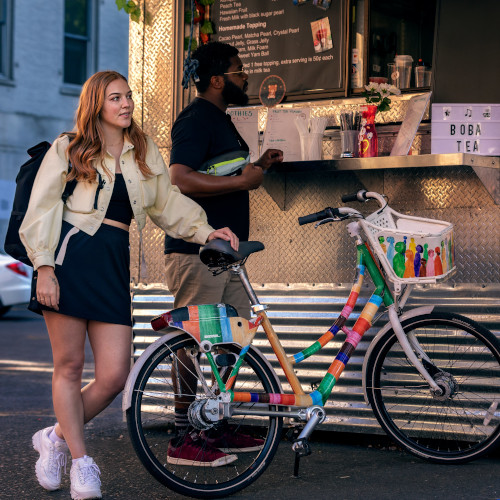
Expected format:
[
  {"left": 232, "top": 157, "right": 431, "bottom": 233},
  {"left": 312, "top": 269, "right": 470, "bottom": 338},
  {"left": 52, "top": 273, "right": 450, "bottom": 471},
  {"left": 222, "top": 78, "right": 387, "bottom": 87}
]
[{"left": 395, "top": 55, "right": 414, "bottom": 63}]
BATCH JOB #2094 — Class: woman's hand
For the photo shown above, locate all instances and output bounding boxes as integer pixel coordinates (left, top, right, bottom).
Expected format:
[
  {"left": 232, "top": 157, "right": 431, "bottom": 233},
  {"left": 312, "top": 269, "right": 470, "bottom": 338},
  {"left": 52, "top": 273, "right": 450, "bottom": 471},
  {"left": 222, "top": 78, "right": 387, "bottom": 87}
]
[
  {"left": 207, "top": 227, "right": 239, "bottom": 251},
  {"left": 36, "top": 266, "right": 60, "bottom": 311}
]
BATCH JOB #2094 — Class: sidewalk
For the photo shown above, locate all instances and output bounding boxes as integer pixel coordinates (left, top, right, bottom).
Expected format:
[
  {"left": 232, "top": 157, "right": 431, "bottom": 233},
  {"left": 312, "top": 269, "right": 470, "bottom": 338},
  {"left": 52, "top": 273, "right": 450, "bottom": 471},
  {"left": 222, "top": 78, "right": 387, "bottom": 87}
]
[
  {"left": 3, "top": 410, "right": 500, "bottom": 500},
  {"left": 1, "top": 305, "right": 499, "bottom": 499}
]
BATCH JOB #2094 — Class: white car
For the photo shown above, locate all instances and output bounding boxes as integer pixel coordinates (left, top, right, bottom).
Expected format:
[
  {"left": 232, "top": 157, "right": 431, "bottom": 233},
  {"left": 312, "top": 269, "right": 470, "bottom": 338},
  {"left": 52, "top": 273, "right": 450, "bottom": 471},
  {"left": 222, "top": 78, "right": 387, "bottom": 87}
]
[{"left": 0, "top": 253, "right": 33, "bottom": 317}]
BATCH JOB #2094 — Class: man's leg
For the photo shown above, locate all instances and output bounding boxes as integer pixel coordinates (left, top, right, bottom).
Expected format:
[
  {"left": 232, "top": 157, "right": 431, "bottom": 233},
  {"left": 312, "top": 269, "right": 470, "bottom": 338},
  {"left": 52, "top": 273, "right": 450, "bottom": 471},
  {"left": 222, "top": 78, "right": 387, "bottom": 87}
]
[{"left": 164, "top": 253, "right": 242, "bottom": 466}]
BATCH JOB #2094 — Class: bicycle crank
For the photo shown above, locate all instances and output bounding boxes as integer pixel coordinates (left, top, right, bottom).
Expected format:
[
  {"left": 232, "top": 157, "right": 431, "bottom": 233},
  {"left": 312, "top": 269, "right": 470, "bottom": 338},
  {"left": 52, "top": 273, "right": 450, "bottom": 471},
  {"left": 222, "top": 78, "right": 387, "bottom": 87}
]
[{"left": 291, "top": 406, "right": 326, "bottom": 477}]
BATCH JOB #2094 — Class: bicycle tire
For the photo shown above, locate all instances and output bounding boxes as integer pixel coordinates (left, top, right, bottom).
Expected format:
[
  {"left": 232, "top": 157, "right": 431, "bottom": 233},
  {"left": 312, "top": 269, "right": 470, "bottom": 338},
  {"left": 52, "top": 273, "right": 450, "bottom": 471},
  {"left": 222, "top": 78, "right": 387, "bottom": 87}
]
[
  {"left": 127, "top": 333, "right": 283, "bottom": 498},
  {"left": 366, "top": 312, "right": 500, "bottom": 464}
]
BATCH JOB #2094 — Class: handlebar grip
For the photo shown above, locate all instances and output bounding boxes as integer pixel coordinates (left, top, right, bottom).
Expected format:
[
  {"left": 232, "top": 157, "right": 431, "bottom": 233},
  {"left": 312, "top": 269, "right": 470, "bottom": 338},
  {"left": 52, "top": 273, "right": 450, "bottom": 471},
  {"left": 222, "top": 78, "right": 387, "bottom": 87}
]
[
  {"left": 341, "top": 190, "right": 368, "bottom": 203},
  {"left": 298, "top": 209, "right": 330, "bottom": 226}
]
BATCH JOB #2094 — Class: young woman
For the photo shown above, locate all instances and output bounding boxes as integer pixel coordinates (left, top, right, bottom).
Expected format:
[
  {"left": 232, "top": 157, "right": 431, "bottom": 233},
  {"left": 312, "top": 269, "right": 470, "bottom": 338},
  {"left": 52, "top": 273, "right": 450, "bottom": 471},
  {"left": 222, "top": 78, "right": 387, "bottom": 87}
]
[{"left": 20, "top": 70, "right": 237, "bottom": 500}]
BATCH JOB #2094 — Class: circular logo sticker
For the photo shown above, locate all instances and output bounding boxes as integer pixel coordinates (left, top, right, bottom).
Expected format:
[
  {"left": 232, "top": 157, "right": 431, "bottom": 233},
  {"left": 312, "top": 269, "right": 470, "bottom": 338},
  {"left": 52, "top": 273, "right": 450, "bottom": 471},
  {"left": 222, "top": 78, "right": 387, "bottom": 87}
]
[{"left": 259, "top": 75, "right": 286, "bottom": 107}]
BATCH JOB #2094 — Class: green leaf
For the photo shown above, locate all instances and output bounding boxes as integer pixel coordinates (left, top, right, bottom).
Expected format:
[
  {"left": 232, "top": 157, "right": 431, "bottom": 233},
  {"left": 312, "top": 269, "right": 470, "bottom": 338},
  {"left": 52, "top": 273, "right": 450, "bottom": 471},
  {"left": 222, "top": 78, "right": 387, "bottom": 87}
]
[
  {"left": 131, "top": 6, "right": 141, "bottom": 23},
  {"left": 184, "top": 37, "right": 198, "bottom": 51},
  {"left": 200, "top": 20, "right": 214, "bottom": 34},
  {"left": 378, "top": 101, "right": 390, "bottom": 113},
  {"left": 115, "top": 0, "right": 127, "bottom": 10}
]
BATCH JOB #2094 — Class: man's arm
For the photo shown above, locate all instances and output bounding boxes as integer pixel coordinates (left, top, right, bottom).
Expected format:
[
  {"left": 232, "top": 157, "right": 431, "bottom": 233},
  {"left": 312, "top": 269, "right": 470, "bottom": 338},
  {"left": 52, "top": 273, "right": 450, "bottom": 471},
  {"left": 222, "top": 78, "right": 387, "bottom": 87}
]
[{"left": 170, "top": 149, "right": 284, "bottom": 198}]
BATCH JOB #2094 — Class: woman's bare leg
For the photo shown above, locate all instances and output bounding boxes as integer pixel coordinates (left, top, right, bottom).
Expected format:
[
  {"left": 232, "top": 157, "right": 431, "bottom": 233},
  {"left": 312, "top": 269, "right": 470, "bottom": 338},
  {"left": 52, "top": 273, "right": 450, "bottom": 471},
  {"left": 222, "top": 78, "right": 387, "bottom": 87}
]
[
  {"left": 46, "top": 313, "right": 132, "bottom": 459},
  {"left": 44, "top": 311, "right": 88, "bottom": 459},
  {"left": 81, "top": 320, "right": 132, "bottom": 422}
]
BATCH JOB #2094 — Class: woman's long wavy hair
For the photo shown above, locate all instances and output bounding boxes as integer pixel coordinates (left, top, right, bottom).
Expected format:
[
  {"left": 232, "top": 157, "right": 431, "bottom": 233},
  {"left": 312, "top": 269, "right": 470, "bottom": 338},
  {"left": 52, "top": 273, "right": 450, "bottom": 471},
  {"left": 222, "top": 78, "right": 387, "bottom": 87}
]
[{"left": 65, "top": 71, "right": 151, "bottom": 182}]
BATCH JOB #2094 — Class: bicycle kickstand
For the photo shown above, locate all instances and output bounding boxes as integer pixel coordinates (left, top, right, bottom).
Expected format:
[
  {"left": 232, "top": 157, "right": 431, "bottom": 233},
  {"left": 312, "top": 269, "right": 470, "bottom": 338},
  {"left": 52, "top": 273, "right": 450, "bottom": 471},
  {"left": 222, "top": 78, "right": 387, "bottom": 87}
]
[{"left": 291, "top": 406, "right": 326, "bottom": 477}]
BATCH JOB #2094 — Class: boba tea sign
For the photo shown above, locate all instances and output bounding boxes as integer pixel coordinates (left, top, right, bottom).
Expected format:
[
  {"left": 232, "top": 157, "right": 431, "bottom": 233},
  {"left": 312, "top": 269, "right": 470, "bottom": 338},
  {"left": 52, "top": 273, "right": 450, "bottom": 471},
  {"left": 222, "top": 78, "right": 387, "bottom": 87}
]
[{"left": 431, "top": 103, "right": 500, "bottom": 155}]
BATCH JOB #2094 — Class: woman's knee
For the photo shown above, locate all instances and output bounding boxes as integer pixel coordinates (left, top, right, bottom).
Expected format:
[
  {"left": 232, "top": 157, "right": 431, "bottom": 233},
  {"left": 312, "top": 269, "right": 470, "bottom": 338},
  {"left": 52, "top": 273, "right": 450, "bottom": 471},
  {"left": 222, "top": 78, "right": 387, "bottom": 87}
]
[
  {"left": 96, "top": 368, "right": 129, "bottom": 397},
  {"left": 53, "top": 356, "right": 85, "bottom": 383}
]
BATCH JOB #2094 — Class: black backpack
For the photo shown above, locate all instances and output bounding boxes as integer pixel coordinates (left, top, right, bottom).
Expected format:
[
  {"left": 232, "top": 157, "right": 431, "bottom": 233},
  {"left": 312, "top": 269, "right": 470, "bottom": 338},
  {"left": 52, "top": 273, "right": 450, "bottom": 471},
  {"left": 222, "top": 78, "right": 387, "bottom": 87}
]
[{"left": 4, "top": 141, "right": 77, "bottom": 266}]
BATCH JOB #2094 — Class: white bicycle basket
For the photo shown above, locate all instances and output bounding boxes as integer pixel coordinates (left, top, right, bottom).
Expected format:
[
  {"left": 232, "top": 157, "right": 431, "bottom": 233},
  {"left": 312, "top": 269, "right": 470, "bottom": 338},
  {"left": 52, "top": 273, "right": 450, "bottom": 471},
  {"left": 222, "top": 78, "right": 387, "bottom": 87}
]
[{"left": 359, "top": 206, "right": 456, "bottom": 285}]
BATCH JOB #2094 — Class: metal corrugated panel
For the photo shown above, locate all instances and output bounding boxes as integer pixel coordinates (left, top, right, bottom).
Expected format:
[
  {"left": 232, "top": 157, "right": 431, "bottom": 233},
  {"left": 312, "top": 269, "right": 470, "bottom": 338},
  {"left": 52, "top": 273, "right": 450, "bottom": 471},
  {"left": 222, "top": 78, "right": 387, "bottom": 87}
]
[{"left": 132, "top": 282, "right": 500, "bottom": 434}]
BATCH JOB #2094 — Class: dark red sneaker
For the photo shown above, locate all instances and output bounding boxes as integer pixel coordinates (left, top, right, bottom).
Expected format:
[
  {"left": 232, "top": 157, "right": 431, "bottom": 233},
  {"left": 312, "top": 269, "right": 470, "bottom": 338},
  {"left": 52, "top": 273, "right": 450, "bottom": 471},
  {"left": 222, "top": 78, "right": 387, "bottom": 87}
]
[
  {"left": 202, "top": 429, "right": 265, "bottom": 453},
  {"left": 167, "top": 432, "right": 238, "bottom": 467}
]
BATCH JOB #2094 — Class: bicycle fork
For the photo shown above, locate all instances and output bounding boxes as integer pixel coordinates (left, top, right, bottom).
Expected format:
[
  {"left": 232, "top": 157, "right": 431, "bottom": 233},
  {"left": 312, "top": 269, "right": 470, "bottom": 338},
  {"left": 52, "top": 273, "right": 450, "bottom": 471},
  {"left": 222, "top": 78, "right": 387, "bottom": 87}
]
[{"left": 388, "top": 305, "right": 442, "bottom": 395}]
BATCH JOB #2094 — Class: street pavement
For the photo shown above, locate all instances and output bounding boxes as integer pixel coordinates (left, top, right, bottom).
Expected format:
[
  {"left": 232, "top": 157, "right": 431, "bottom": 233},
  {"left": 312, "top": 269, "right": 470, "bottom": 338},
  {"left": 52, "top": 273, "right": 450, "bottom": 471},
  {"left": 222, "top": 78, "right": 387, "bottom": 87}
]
[{"left": 1, "top": 305, "right": 500, "bottom": 500}]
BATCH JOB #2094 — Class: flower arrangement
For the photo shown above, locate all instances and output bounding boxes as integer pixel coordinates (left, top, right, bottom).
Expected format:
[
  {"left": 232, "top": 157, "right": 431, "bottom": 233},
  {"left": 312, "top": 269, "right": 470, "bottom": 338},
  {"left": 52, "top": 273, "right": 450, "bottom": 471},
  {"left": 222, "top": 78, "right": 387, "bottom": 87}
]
[{"left": 362, "top": 82, "right": 401, "bottom": 113}]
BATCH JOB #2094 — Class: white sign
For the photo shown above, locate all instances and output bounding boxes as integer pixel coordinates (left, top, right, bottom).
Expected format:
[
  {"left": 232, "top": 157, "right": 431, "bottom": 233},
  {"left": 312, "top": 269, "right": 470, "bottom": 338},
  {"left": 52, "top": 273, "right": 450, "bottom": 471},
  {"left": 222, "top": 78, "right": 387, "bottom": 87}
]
[
  {"left": 262, "top": 108, "right": 311, "bottom": 162},
  {"left": 431, "top": 103, "right": 500, "bottom": 155},
  {"left": 391, "top": 93, "right": 432, "bottom": 156},
  {"left": 227, "top": 108, "right": 259, "bottom": 162}
]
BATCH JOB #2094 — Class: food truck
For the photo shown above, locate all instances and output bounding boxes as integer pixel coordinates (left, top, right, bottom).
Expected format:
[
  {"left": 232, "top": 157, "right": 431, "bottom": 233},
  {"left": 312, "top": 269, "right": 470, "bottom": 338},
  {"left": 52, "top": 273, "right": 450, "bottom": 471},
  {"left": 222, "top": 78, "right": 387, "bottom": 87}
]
[{"left": 127, "top": 0, "right": 499, "bottom": 434}]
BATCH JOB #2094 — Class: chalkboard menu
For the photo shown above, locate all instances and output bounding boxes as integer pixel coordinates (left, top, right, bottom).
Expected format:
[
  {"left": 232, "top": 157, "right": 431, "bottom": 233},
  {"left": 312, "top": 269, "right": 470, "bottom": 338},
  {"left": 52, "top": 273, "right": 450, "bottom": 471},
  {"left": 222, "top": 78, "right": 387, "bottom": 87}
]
[{"left": 211, "top": 0, "right": 346, "bottom": 100}]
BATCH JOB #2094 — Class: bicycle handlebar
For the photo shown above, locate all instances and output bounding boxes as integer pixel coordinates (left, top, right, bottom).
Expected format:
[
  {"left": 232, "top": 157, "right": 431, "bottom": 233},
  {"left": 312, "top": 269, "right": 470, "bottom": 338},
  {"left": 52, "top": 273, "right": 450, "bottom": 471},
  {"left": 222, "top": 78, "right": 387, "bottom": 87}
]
[
  {"left": 342, "top": 190, "right": 386, "bottom": 208},
  {"left": 298, "top": 208, "right": 335, "bottom": 226},
  {"left": 341, "top": 190, "right": 368, "bottom": 203},
  {"left": 298, "top": 191, "right": 387, "bottom": 226}
]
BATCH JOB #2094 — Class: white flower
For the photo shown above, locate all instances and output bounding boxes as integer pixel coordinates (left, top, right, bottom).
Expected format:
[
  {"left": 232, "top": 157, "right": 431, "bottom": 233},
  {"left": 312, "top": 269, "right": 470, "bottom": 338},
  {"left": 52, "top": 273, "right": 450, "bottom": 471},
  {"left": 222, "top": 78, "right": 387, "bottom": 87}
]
[
  {"left": 364, "top": 82, "right": 379, "bottom": 93},
  {"left": 379, "top": 83, "right": 391, "bottom": 94},
  {"left": 388, "top": 85, "right": 401, "bottom": 95}
]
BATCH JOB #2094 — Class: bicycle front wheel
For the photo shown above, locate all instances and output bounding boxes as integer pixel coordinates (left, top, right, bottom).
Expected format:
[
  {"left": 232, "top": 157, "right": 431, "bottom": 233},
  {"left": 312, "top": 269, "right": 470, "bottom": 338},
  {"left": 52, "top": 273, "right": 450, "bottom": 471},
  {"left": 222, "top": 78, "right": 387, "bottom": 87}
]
[
  {"left": 127, "top": 333, "right": 283, "bottom": 498},
  {"left": 366, "top": 312, "right": 500, "bottom": 463}
]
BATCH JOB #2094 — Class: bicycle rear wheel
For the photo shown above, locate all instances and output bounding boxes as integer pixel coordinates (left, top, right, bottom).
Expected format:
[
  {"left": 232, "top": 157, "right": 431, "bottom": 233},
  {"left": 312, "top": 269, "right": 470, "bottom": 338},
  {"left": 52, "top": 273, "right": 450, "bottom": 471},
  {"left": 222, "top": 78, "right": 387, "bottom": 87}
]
[
  {"left": 127, "top": 333, "right": 283, "bottom": 498},
  {"left": 366, "top": 312, "right": 500, "bottom": 463}
]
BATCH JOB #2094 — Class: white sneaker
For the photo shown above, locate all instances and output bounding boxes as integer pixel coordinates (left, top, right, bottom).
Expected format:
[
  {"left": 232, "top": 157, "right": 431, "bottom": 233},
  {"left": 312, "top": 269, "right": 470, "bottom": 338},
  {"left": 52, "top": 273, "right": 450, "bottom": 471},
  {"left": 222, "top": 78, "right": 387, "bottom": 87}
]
[
  {"left": 70, "top": 456, "right": 102, "bottom": 500},
  {"left": 32, "top": 426, "right": 69, "bottom": 491}
]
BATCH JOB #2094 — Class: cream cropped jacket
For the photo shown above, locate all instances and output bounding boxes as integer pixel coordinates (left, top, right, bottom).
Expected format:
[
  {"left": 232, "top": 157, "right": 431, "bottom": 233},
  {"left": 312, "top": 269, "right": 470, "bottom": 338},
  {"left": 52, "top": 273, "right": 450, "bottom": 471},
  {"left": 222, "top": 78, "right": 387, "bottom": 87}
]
[{"left": 20, "top": 135, "right": 214, "bottom": 270}]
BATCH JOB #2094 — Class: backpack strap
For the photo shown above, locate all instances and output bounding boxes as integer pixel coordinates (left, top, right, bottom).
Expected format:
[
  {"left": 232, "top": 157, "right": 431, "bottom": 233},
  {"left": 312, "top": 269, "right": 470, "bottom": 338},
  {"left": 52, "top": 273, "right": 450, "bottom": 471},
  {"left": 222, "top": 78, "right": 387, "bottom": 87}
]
[{"left": 61, "top": 160, "right": 77, "bottom": 205}]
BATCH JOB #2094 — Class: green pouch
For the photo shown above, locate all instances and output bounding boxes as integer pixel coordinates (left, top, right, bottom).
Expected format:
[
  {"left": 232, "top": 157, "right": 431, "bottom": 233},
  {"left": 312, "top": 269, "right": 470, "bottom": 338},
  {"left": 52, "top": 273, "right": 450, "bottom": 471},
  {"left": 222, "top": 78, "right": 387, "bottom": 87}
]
[{"left": 198, "top": 150, "right": 250, "bottom": 176}]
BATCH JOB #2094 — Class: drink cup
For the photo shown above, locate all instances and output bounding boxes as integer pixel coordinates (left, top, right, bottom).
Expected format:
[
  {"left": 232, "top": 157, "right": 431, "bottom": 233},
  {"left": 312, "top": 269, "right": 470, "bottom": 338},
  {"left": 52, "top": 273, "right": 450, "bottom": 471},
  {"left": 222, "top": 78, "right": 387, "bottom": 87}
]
[
  {"left": 340, "top": 130, "right": 359, "bottom": 158},
  {"left": 394, "top": 55, "right": 413, "bottom": 88},
  {"left": 415, "top": 66, "right": 432, "bottom": 87}
]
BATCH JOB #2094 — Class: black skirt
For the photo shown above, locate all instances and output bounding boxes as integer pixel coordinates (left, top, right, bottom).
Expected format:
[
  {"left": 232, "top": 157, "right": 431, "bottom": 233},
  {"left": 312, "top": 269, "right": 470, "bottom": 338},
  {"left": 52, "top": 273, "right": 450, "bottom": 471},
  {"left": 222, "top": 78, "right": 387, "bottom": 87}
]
[{"left": 35, "top": 221, "right": 132, "bottom": 326}]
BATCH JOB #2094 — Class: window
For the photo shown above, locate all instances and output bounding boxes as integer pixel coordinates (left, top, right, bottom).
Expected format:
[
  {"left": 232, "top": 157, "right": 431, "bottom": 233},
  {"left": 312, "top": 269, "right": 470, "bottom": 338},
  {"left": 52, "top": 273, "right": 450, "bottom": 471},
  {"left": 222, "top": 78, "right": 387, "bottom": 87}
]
[
  {"left": 350, "top": 0, "right": 436, "bottom": 90},
  {"left": 0, "top": 0, "right": 13, "bottom": 80},
  {"left": 63, "top": 0, "right": 96, "bottom": 85}
]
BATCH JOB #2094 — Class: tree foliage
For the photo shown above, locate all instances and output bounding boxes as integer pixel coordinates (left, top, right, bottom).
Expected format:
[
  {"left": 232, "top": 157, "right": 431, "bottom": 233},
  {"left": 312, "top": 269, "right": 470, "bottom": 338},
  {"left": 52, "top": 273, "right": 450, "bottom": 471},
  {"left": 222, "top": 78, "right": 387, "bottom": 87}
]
[{"left": 116, "top": 0, "right": 142, "bottom": 23}]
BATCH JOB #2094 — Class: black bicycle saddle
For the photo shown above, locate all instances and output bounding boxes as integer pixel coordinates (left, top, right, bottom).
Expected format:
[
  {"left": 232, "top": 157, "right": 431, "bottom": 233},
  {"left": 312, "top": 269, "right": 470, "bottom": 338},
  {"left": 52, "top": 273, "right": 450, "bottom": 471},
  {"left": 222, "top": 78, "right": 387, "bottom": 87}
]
[{"left": 199, "top": 239, "right": 265, "bottom": 267}]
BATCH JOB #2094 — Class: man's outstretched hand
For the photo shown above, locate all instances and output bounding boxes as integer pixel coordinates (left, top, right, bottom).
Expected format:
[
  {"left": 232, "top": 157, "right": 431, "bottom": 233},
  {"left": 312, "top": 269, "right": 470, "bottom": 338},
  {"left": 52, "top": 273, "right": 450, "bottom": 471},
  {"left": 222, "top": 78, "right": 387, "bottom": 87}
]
[{"left": 254, "top": 149, "right": 284, "bottom": 170}]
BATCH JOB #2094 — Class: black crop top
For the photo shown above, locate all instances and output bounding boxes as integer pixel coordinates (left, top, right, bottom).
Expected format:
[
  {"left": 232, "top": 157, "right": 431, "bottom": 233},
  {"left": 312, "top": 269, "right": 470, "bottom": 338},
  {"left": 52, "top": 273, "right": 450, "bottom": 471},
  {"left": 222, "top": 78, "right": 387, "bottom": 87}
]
[{"left": 104, "top": 173, "right": 134, "bottom": 225}]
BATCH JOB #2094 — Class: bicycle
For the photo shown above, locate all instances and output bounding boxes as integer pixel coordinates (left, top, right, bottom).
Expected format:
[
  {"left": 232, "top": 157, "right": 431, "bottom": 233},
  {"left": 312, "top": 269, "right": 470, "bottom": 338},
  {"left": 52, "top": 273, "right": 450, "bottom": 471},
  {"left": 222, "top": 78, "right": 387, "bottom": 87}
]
[{"left": 122, "top": 190, "right": 500, "bottom": 499}]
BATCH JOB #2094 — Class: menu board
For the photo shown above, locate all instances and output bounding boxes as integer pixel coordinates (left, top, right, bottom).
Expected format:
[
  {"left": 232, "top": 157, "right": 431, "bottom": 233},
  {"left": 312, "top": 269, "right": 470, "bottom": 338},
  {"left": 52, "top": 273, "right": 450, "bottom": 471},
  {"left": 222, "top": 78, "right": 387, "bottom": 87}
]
[{"left": 211, "top": 0, "right": 346, "bottom": 99}]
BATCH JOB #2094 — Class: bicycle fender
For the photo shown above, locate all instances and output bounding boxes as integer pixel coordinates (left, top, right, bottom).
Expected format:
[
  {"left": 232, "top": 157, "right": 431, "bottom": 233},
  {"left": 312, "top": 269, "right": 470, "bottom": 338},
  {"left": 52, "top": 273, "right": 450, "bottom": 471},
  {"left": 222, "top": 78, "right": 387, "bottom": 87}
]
[
  {"left": 122, "top": 328, "right": 282, "bottom": 412},
  {"left": 361, "top": 305, "right": 435, "bottom": 405}
]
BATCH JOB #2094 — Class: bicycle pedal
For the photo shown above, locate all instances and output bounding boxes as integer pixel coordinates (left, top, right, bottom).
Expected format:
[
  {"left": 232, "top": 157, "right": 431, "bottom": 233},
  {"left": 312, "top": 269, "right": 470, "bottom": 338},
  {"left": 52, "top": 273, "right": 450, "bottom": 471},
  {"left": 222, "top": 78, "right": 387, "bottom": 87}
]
[{"left": 292, "top": 438, "right": 312, "bottom": 457}]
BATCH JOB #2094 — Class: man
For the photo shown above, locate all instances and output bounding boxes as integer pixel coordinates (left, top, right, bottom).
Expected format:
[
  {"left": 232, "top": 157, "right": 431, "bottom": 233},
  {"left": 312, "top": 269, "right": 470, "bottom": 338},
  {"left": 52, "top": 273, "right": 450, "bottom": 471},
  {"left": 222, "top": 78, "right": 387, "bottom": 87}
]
[{"left": 164, "top": 41, "right": 283, "bottom": 466}]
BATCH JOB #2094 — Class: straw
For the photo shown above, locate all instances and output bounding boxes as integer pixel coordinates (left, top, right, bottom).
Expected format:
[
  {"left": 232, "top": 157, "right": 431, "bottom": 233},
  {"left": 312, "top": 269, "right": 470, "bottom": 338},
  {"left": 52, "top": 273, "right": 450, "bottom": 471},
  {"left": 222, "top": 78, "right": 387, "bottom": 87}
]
[
  {"left": 310, "top": 116, "right": 328, "bottom": 134},
  {"left": 295, "top": 116, "right": 309, "bottom": 136}
]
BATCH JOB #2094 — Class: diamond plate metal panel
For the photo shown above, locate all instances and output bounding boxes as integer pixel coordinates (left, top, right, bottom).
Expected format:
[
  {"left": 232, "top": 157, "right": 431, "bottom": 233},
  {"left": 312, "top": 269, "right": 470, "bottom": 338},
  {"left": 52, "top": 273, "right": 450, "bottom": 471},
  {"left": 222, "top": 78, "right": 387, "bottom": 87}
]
[
  {"left": 129, "top": 3, "right": 497, "bottom": 286},
  {"left": 246, "top": 168, "right": 500, "bottom": 284}
]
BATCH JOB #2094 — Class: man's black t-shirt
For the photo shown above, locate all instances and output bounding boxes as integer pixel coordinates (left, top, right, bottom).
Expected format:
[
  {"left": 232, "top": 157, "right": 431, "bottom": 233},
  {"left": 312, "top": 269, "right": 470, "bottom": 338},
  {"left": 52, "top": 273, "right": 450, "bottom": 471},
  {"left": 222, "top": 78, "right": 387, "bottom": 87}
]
[{"left": 164, "top": 98, "right": 250, "bottom": 254}]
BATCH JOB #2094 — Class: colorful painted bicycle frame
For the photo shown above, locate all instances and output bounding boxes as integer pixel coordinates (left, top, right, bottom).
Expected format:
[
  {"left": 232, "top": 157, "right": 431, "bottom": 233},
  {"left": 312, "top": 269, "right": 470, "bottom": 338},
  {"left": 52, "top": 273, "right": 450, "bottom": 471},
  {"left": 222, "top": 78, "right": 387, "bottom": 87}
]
[{"left": 152, "top": 241, "right": 394, "bottom": 409}]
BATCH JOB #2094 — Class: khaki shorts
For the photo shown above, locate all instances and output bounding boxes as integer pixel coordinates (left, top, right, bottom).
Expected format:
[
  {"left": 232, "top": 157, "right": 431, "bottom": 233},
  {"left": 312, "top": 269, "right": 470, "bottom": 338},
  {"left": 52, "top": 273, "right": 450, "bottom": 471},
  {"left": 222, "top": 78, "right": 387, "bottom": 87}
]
[{"left": 164, "top": 253, "right": 251, "bottom": 320}]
